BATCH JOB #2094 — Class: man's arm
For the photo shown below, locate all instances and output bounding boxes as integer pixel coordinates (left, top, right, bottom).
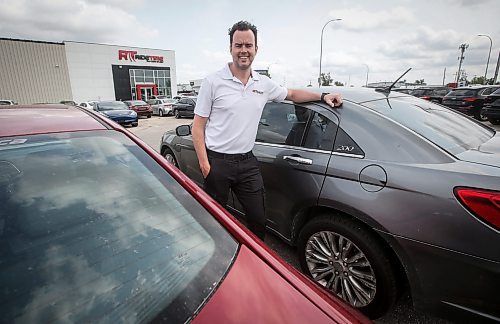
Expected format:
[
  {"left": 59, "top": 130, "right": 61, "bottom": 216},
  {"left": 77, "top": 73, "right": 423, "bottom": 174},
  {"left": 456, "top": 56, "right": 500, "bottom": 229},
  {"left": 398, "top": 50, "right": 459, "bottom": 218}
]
[
  {"left": 286, "top": 89, "right": 342, "bottom": 107},
  {"left": 192, "top": 115, "right": 210, "bottom": 178}
]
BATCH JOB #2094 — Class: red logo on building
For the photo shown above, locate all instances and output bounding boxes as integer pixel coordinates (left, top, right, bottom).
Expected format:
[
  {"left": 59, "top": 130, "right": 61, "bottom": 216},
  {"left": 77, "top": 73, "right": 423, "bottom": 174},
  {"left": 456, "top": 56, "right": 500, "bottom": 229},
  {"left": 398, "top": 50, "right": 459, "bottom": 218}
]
[{"left": 118, "top": 50, "right": 164, "bottom": 63}]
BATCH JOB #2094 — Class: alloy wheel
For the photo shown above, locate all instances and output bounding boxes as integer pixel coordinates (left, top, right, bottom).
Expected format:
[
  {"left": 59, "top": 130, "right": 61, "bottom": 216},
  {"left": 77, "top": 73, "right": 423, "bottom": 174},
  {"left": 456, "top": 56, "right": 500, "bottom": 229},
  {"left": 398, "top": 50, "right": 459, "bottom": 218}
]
[{"left": 305, "top": 231, "right": 376, "bottom": 307}]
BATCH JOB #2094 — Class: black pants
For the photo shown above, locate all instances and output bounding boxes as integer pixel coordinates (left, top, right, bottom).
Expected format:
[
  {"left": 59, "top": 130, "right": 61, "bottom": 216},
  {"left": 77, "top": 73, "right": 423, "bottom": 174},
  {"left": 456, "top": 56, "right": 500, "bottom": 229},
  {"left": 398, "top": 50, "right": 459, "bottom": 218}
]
[{"left": 204, "top": 150, "right": 266, "bottom": 240}]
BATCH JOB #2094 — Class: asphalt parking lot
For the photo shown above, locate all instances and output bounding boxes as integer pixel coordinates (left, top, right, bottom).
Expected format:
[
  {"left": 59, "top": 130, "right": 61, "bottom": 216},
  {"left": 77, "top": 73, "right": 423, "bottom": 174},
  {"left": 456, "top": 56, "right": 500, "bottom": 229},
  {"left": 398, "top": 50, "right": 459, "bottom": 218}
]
[{"left": 130, "top": 115, "right": 499, "bottom": 324}]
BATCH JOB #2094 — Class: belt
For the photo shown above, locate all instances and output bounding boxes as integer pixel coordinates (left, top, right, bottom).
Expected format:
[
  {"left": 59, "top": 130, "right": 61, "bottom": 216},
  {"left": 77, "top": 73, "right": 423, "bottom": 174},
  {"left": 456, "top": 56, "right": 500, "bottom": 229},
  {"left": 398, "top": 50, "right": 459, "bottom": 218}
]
[{"left": 207, "top": 149, "right": 254, "bottom": 161}]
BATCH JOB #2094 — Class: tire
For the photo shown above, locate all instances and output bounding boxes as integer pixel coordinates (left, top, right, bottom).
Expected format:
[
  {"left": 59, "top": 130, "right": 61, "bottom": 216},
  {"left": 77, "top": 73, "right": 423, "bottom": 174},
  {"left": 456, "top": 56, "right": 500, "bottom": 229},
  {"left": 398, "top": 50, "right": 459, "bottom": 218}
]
[
  {"left": 162, "top": 148, "right": 178, "bottom": 167},
  {"left": 174, "top": 110, "right": 181, "bottom": 119},
  {"left": 489, "top": 118, "right": 500, "bottom": 125},
  {"left": 474, "top": 107, "right": 487, "bottom": 121},
  {"left": 159, "top": 109, "right": 164, "bottom": 117},
  {"left": 297, "top": 214, "right": 398, "bottom": 319},
  {"left": 147, "top": 114, "right": 152, "bottom": 118}
]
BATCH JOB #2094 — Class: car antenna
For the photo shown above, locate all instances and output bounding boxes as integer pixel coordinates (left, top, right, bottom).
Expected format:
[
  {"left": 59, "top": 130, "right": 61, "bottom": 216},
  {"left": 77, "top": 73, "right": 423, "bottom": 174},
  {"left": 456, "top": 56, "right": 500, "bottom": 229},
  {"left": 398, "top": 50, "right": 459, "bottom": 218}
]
[{"left": 376, "top": 68, "right": 412, "bottom": 94}]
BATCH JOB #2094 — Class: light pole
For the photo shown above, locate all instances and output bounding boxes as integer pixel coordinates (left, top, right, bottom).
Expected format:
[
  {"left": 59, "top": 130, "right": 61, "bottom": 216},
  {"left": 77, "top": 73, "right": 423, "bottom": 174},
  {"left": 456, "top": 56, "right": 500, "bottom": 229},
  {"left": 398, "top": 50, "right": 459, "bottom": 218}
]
[
  {"left": 267, "top": 62, "right": 278, "bottom": 78},
  {"left": 477, "top": 34, "right": 492, "bottom": 84},
  {"left": 363, "top": 64, "right": 369, "bottom": 87},
  {"left": 319, "top": 18, "right": 341, "bottom": 87}
]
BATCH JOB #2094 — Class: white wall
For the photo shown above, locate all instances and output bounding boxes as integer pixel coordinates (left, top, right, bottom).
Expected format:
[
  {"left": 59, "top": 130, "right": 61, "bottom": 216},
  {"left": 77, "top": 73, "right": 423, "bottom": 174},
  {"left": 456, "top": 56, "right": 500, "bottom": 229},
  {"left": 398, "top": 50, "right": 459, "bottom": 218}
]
[{"left": 64, "top": 41, "right": 176, "bottom": 102}]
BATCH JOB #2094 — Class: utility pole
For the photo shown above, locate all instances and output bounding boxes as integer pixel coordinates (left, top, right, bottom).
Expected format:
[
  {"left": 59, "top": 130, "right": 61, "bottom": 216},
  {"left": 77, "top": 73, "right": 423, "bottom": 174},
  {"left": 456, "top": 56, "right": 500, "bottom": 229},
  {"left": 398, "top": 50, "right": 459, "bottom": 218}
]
[
  {"left": 494, "top": 50, "right": 500, "bottom": 84},
  {"left": 456, "top": 43, "right": 469, "bottom": 84},
  {"left": 442, "top": 67, "right": 446, "bottom": 86}
]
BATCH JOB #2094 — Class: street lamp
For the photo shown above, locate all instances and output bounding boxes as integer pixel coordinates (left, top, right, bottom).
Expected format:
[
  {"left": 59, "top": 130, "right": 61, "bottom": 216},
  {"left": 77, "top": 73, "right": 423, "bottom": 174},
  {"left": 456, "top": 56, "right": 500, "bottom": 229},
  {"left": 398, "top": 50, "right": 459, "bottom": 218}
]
[
  {"left": 363, "top": 64, "right": 369, "bottom": 87},
  {"left": 319, "top": 18, "right": 342, "bottom": 87},
  {"left": 477, "top": 34, "right": 492, "bottom": 84},
  {"left": 267, "top": 62, "right": 278, "bottom": 78}
]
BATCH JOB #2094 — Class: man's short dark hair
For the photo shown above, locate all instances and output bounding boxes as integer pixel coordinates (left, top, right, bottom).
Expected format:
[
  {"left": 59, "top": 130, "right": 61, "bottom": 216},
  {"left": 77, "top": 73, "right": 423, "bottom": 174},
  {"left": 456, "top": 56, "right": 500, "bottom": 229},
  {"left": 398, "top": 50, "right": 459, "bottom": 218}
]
[{"left": 228, "top": 21, "right": 258, "bottom": 46}]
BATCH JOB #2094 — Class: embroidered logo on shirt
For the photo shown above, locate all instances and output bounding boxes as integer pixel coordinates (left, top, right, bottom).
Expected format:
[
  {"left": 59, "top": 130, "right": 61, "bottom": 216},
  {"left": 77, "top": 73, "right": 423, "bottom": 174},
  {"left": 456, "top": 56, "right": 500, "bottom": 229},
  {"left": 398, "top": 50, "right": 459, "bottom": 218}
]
[{"left": 252, "top": 89, "right": 264, "bottom": 95}]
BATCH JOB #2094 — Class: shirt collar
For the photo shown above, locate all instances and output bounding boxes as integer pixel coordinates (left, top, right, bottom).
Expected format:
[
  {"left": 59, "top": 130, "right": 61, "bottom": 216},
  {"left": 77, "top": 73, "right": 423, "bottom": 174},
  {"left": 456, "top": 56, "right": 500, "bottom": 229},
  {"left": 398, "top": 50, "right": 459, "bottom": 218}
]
[{"left": 220, "top": 63, "right": 260, "bottom": 81}]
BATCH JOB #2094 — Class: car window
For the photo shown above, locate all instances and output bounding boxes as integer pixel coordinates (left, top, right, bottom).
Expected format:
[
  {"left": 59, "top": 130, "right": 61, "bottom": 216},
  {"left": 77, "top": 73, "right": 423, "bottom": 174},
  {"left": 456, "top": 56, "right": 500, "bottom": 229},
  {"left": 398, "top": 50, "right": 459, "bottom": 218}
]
[
  {"left": 179, "top": 99, "right": 187, "bottom": 104},
  {"left": 433, "top": 89, "right": 449, "bottom": 96},
  {"left": 257, "top": 102, "right": 310, "bottom": 146},
  {"left": 98, "top": 101, "right": 128, "bottom": 110},
  {"left": 447, "top": 89, "right": 477, "bottom": 96},
  {"left": 0, "top": 131, "right": 238, "bottom": 323},
  {"left": 481, "top": 87, "right": 499, "bottom": 96},
  {"left": 362, "top": 96, "right": 494, "bottom": 154},
  {"left": 303, "top": 112, "right": 338, "bottom": 151},
  {"left": 333, "top": 127, "right": 365, "bottom": 157}
]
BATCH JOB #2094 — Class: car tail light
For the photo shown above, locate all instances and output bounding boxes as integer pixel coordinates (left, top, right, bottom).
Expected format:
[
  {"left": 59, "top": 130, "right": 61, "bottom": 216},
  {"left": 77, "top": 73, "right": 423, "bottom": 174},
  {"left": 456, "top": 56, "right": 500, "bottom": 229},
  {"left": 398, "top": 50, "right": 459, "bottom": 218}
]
[
  {"left": 454, "top": 187, "right": 500, "bottom": 230},
  {"left": 463, "top": 97, "right": 478, "bottom": 102},
  {"left": 421, "top": 96, "right": 431, "bottom": 100}
]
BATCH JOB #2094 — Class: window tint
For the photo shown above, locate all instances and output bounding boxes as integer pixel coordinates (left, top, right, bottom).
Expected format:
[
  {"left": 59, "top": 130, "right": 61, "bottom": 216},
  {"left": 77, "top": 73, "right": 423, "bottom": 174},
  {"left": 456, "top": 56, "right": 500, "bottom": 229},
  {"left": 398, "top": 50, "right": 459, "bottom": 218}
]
[
  {"left": 447, "top": 89, "right": 478, "bottom": 96},
  {"left": 0, "top": 131, "right": 238, "bottom": 323},
  {"left": 257, "top": 102, "right": 310, "bottom": 146},
  {"left": 303, "top": 112, "right": 338, "bottom": 151},
  {"left": 362, "top": 96, "right": 494, "bottom": 154},
  {"left": 481, "top": 87, "right": 499, "bottom": 95}
]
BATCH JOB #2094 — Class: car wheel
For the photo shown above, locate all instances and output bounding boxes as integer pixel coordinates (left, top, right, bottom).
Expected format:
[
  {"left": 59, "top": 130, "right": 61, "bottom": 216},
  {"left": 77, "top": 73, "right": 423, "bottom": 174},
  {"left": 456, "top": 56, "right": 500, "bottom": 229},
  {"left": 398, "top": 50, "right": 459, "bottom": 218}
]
[
  {"left": 489, "top": 118, "right": 500, "bottom": 125},
  {"left": 174, "top": 110, "right": 181, "bottom": 119},
  {"left": 162, "top": 148, "right": 178, "bottom": 167},
  {"left": 159, "top": 109, "right": 164, "bottom": 117},
  {"left": 475, "top": 108, "right": 488, "bottom": 121},
  {"left": 147, "top": 114, "right": 152, "bottom": 118},
  {"left": 298, "top": 214, "right": 398, "bottom": 319}
]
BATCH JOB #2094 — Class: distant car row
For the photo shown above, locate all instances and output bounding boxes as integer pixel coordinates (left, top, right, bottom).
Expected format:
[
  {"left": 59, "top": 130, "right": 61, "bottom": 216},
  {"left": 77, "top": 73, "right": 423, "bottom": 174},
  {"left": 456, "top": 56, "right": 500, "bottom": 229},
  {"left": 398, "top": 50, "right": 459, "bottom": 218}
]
[{"left": 394, "top": 85, "right": 500, "bottom": 123}]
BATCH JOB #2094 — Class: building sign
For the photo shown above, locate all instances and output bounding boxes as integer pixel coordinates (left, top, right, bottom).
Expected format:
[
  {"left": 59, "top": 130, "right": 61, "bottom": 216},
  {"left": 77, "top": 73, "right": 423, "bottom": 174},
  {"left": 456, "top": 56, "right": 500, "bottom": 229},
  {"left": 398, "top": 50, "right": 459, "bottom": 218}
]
[{"left": 118, "top": 50, "right": 164, "bottom": 63}]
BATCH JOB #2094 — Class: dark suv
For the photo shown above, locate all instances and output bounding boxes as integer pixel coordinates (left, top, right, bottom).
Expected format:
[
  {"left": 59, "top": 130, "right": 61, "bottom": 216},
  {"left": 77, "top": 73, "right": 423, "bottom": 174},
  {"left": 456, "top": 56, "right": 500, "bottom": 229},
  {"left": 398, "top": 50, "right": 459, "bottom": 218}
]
[
  {"left": 410, "top": 87, "right": 451, "bottom": 104},
  {"left": 442, "top": 85, "right": 500, "bottom": 120},
  {"left": 483, "top": 87, "right": 500, "bottom": 125}
]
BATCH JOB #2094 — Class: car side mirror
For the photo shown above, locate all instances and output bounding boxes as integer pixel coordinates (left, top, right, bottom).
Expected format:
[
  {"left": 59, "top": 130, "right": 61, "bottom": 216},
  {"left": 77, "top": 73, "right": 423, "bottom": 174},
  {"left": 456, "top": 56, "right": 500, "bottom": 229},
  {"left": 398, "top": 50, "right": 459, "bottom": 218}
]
[{"left": 176, "top": 125, "right": 192, "bottom": 136}]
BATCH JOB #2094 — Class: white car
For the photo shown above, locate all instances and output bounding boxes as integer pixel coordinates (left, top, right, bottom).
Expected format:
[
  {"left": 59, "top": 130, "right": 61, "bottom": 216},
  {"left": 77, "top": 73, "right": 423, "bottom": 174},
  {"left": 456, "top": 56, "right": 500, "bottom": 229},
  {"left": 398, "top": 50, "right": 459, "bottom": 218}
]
[
  {"left": 148, "top": 98, "right": 177, "bottom": 117},
  {"left": 78, "top": 101, "right": 98, "bottom": 110}
]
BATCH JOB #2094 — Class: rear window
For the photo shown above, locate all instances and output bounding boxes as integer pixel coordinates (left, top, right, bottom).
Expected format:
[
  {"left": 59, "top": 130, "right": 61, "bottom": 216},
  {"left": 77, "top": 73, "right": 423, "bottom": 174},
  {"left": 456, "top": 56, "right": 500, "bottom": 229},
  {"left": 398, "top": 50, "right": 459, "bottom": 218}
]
[
  {"left": 447, "top": 89, "right": 479, "bottom": 96},
  {"left": 128, "top": 100, "right": 147, "bottom": 105},
  {"left": 362, "top": 96, "right": 494, "bottom": 154},
  {"left": 0, "top": 131, "right": 238, "bottom": 323}
]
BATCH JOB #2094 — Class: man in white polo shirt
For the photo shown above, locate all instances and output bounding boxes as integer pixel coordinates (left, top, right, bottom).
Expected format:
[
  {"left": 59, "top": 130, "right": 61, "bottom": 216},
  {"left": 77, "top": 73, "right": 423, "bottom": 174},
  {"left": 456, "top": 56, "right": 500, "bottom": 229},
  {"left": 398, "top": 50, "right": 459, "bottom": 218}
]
[{"left": 193, "top": 21, "right": 342, "bottom": 240}]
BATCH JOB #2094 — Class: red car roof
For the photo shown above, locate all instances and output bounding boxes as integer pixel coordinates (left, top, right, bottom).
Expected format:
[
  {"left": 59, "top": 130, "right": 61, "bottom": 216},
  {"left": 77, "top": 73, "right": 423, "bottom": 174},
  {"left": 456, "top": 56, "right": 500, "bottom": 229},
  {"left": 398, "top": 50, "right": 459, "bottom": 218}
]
[{"left": 0, "top": 105, "right": 108, "bottom": 137}]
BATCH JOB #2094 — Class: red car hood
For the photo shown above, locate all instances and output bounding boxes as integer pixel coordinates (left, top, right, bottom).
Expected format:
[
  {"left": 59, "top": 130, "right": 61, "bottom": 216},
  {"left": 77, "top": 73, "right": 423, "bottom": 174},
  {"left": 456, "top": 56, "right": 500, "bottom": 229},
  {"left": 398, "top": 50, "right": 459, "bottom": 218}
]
[{"left": 193, "top": 245, "right": 369, "bottom": 324}]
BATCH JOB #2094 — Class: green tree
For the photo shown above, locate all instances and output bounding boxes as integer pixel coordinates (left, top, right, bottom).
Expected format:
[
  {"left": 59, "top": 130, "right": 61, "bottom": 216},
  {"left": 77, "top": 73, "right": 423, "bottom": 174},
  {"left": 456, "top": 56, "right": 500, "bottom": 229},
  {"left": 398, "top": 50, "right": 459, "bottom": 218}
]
[
  {"left": 334, "top": 81, "right": 344, "bottom": 86},
  {"left": 320, "top": 72, "right": 333, "bottom": 86},
  {"left": 414, "top": 79, "right": 426, "bottom": 85}
]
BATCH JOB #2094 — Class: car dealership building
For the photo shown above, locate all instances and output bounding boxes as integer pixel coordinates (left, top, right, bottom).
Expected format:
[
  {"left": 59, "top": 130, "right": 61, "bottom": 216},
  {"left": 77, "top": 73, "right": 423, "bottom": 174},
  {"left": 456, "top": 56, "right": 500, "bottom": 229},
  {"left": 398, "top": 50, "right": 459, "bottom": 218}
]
[{"left": 0, "top": 38, "right": 177, "bottom": 104}]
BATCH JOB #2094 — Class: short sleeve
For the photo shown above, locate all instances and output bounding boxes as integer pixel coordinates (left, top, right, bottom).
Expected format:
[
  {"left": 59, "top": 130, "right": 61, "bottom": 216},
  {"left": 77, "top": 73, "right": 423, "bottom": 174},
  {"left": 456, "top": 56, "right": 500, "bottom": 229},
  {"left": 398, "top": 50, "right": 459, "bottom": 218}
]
[
  {"left": 194, "top": 78, "right": 213, "bottom": 117},
  {"left": 267, "top": 78, "right": 288, "bottom": 102}
]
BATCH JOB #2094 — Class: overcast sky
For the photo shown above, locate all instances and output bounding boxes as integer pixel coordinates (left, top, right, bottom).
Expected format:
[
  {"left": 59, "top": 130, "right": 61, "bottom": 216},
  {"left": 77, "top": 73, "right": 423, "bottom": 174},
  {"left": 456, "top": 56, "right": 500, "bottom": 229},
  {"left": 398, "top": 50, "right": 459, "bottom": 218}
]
[{"left": 1, "top": 0, "right": 499, "bottom": 87}]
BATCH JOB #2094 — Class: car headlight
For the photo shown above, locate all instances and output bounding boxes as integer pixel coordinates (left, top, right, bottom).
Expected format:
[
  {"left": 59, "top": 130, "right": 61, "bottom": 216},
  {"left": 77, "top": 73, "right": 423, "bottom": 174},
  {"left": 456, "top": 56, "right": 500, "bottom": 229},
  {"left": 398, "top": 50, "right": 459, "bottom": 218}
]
[{"left": 129, "top": 110, "right": 137, "bottom": 117}]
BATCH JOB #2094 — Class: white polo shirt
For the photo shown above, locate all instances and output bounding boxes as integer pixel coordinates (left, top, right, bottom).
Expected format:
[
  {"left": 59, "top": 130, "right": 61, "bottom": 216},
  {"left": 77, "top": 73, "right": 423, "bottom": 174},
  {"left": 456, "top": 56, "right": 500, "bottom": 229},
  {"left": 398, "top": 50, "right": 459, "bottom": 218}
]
[{"left": 195, "top": 64, "right": 288, "bottom": 154}]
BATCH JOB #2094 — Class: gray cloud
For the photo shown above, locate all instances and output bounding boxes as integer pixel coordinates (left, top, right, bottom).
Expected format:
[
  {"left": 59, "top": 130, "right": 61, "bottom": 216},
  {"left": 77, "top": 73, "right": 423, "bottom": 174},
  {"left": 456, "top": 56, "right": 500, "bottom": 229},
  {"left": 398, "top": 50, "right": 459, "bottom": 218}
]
[{"left": 0, "top": 0, "right": 157, "bottom": 45}]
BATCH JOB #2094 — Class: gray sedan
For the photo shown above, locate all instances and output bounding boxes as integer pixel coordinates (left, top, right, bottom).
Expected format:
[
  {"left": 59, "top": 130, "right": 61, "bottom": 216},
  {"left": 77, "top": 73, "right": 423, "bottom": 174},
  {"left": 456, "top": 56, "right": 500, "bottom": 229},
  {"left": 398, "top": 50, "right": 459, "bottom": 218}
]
[{"left": 160, "top": 87, "right": 500, "bottom": 321}]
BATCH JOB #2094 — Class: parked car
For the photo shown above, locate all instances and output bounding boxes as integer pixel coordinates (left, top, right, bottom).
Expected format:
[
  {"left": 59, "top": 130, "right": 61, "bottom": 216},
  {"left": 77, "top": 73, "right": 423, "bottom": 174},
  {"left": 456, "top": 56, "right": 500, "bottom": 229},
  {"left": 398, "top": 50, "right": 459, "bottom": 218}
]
[
  {"left": 148, "top": 98, "right": 177, "bottom": 117},
  {"left": 78, "top": 100, "right": 98, "bottom": 110},
  {"left": 124, "top": 100, "right": 153, "bottom": 118},
  {"left": 59, "top": 100, "right": 77, "bottom": 106},
  {"left": 483, "top": 87, "right": 500, "bottom": 125},
  {"left": 0, "top": 104, "right": 369, "bottom": 324},
  {"left": 442, "top": 85, "right": 500, "bottom": 120},
  {"left": 410, "top": 86, "right": 451, "bottom": 104},
  {"left": 391, "top": 88, "right": 412, "bottom": 94},
  {"left": 172, "top": 97, "right": 196, "bottom": 119},
  {"left": 161, "top": 87, "right": 500, "bottom": 321},
  {"left": 0, "top": 99, "right": 17, "bottom": 105},
  {"left": 94, "top": 100, "right": 138, "bottom": 127}
]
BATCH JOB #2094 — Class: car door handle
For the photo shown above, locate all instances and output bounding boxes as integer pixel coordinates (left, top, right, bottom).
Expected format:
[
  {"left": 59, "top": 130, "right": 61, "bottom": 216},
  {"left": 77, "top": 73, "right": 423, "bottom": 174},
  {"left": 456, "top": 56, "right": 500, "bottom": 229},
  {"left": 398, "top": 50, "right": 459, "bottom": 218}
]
[{"left": 283, "top": 155, "right": 313, "bottom": 165}]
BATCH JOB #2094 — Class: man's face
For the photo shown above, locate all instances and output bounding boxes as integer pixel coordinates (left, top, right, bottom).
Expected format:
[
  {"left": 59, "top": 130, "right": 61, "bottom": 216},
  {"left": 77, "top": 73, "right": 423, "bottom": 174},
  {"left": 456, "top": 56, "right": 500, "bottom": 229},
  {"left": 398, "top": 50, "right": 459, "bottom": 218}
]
[{"left": 230, "top": 30, "right": 257, "bottom": 71}]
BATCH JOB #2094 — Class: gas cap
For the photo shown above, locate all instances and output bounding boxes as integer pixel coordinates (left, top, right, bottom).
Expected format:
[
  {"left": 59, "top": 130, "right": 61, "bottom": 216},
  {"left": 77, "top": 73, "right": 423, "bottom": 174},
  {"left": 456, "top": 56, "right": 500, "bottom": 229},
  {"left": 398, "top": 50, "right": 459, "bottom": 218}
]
[{"left": 359, "top": 164, "right": 387, "bottom": 192}]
